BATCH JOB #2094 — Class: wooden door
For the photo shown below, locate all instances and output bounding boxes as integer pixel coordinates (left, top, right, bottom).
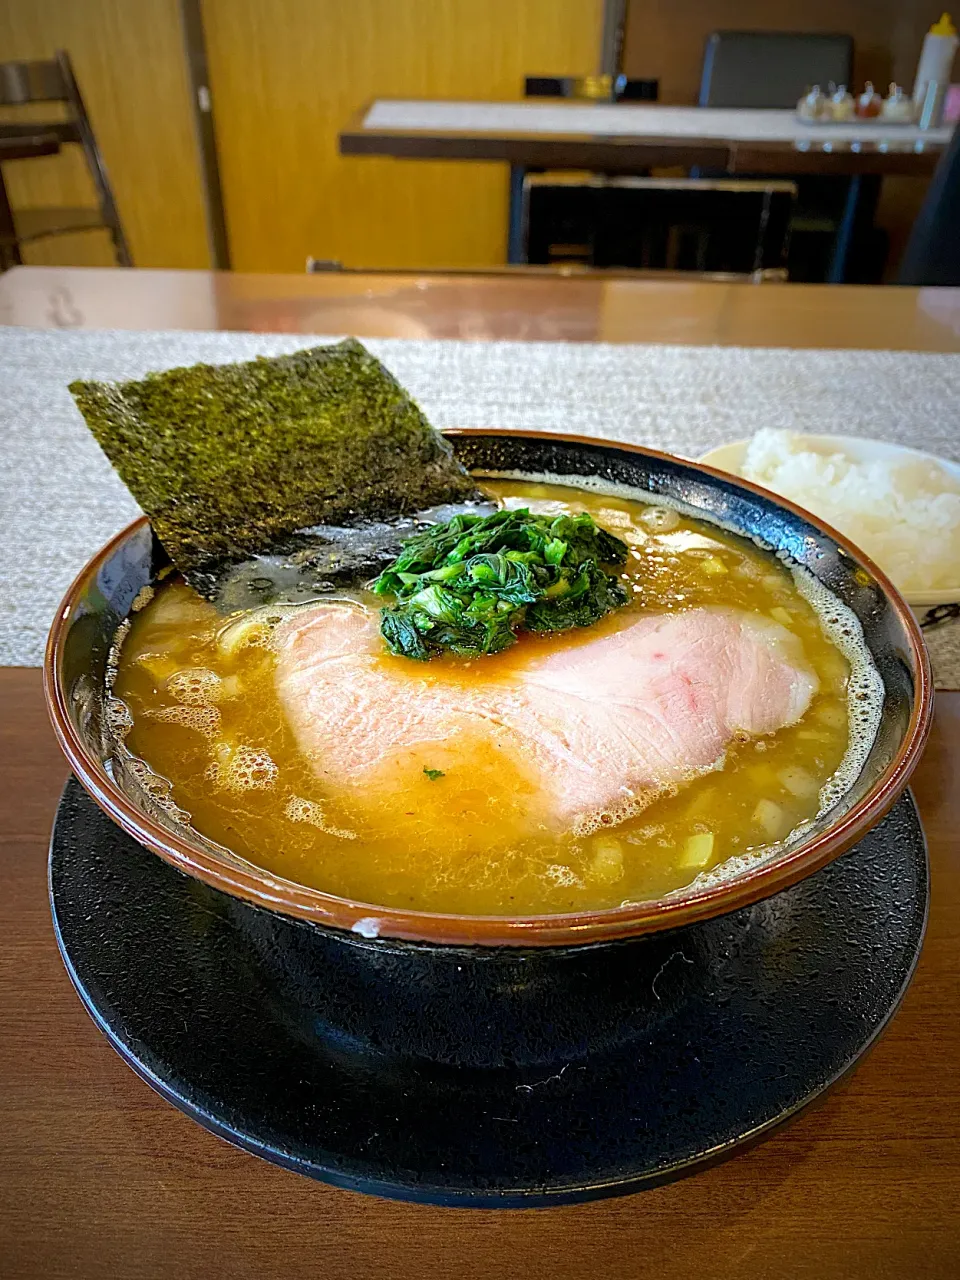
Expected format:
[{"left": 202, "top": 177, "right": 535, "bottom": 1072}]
[{"left": 201, "top": 0, "right": 602, "bottom": 271}]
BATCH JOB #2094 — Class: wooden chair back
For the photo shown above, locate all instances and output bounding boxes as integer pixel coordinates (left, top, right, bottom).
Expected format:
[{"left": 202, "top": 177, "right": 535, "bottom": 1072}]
[{"left": 0, "top": 50, "right": 131, "bottom": 266}]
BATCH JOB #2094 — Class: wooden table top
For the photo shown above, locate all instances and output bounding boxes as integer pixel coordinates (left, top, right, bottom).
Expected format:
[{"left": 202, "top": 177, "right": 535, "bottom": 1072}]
[
  {"left": 3, "top": 265, "right": 960, "bottom": 352},
  {"left": 1, "top": 267, "right": 959, "bottom": 1277},
  {"left": 340, "top": 100, "right": 952, "bottom": 176}
]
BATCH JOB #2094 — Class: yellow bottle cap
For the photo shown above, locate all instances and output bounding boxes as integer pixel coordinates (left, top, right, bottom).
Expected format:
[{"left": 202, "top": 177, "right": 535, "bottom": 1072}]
[{"left": 930, "top": 12, "right": 956, "bottom": 35}]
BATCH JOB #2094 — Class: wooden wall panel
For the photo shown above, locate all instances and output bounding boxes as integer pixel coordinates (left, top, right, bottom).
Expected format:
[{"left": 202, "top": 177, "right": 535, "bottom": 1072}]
[
  {"left": 202, "top": 0, "right": 602, "bottom": 272},
  {"left": 0, "top": 0, "right": 209, "bottom": 268}
]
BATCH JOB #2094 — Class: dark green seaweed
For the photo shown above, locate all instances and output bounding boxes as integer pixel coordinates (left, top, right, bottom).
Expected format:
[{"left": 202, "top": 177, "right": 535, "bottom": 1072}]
[{"left": 69, "top": 339, "right": 479, "bottom": 598}]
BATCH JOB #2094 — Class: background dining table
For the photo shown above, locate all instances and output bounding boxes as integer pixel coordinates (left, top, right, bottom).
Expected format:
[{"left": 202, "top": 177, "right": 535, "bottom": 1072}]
[
  {"left": 1, "top": 264, "right": 958, "bottom": 1279},
  {"left": 339, "top": 101, "right": 954, "bottom": 175}
]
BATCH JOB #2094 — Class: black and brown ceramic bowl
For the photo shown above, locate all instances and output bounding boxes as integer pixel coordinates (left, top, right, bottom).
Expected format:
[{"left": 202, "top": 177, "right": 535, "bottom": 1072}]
[
  {"left": 46, "top": 429, "right": 932, "bottom": 945},
  {"left": 45, "top": 430, "right": 932, "bottom": 1067}
]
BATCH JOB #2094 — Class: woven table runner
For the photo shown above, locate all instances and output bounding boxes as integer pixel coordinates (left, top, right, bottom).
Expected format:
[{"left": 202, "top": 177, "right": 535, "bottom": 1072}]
[{"left": 1, "top": 327, "right": 958, "bottom": 686}]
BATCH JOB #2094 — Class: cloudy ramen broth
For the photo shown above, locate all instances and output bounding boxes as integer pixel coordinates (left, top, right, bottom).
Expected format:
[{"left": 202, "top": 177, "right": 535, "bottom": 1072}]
[{"left": 111, "top": 480, "right": 878, "bottom": 916}]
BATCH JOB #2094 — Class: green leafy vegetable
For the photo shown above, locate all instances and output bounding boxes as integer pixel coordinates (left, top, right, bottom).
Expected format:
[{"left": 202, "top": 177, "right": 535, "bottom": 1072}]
[
  {"left": 373, "top": 508, "right": 629, "bottom": 661},
  {"left": 423, "top": 767, "right": 445, "bottom": 781},
  {"left": 69, "top": 338, "right": 479, "bottom": 598}
]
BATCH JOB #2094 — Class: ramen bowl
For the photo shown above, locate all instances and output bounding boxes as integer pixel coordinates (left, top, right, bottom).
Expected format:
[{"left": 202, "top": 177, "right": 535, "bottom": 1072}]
[{"left": 44, "top": 430, "right": 932, "bottom": 1066}]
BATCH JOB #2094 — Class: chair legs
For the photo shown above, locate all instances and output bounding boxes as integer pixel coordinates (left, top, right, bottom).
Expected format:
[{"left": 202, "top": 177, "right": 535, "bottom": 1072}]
[
  {"left": 55, "top": 49, "right": 132, "bottom": 267},
  {"left": 0, "top": 167, "right": 23, "bottom": 270},
  {"left": 107, "top": 222, "right": 133, "bottom": 268}
]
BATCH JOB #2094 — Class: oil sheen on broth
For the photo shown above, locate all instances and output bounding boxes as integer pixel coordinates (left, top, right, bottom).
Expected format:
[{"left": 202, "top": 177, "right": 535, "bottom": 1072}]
[{"left": 112, "top": 480, "right": 867, "bottom": 916}]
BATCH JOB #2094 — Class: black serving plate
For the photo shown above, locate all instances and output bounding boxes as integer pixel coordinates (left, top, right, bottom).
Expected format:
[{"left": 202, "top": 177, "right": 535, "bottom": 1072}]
[{"left": 50, "top": 777, "right": 927, "bottom": 1208}]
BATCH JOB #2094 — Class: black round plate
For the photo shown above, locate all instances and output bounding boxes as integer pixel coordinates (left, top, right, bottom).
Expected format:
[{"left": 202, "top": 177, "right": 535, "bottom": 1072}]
[{"left": 50, "top": 778, "right": 927, "bottom": 1208}]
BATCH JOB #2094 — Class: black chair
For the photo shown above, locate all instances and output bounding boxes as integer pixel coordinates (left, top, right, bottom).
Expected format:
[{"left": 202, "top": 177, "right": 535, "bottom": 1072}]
[
  {"left": 696, "top": 30, "right": 883, "bottom": 283},
  {"left": 699, "top": 31, "right": 853, "bottom": 108},
  {"left": 521, "top": 174, "right": 795, "bottom": 277},
  {"left": 509, "top": 76, "right": 660, "bottom": 263},
  {"left": 524, "top": 76, "right": 658, "bottom": 102},
  {"left": 899, "top": 123, "right": 960, "bottom": 285},
  {"left": 0, "top": 51, "right": 131, "bottom": 268}
]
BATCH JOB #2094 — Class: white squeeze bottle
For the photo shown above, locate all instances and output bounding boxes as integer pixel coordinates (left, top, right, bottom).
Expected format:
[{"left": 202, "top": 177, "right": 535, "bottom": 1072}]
[{"left": 912, "top": 12, "right": 959, "bottom": 104}]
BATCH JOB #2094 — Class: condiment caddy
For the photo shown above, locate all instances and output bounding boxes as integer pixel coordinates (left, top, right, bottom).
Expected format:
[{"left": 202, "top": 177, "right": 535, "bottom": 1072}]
[
  {"left": 796, "top": 11, "right": 958, "bottom": 127},
  {"left": 797, "top": 81, "right": 924, "bottom": 125}
]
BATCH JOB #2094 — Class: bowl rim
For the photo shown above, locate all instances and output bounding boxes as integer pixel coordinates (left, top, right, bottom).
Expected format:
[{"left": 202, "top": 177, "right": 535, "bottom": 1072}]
[{"left": 44, "top": 428, "right": 933, "bottom": 947}]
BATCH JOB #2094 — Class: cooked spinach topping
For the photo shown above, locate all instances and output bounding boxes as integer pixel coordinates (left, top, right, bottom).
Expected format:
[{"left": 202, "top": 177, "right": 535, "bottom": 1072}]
[
  {"left": 69, "top": 338, "right": 479, "bottom": 599},
  {"left": 373, "top": 508, "right": 629, "bottom": 660}
]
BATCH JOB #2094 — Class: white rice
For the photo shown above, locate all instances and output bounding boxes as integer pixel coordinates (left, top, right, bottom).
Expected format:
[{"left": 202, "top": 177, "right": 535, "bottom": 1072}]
[{"left": 740, "top": 429, "right": 960, "bottom": 594}]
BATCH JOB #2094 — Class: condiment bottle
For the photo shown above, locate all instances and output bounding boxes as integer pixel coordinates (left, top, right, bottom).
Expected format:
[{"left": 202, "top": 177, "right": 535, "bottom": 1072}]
[
  {"left": 882, "top": 83, "right": 915, "bottom": 121},
  {"left": 797, "top": 85, "right": 827, "bottom": 121},
  {"left": 912, "top": 13, "right": 959, "bottom": 106},
  {"left": 830, "top": 84, "right": 855, "bottom": 120},
  {"left": 856, "top": 81, "right": 882, "bottom": 118}
]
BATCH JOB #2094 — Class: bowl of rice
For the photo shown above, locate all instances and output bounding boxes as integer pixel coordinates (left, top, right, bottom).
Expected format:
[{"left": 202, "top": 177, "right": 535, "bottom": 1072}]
[{"left": 700, "top": 431, "right": 960, "bottom": 619}]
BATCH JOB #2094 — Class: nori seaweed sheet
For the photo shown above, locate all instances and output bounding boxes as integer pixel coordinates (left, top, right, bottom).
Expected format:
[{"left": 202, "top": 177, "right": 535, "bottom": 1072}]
[{"left": 69, "top": 338, "right": 480, "bottom": 597}]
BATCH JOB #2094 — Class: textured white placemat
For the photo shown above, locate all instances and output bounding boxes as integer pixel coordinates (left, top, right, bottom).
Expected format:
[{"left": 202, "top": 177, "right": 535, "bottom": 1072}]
[
  {"left": 1, "top": 326, "right": 959, "bottom": 678},
  {"left": 363, "top": 100, "right": 954, "bottom": 146}
]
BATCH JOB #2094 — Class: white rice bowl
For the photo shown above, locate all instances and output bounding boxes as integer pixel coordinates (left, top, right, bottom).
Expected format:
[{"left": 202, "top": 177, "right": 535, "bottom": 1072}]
[{"left": 700, "top": 431, "right": 960, "bottom": 606}]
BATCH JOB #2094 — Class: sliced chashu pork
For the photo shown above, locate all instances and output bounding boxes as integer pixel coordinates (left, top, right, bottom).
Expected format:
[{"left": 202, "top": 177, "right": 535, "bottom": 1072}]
[{"left": 273, "top": 602, "right": 818, "bottom": 834}]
